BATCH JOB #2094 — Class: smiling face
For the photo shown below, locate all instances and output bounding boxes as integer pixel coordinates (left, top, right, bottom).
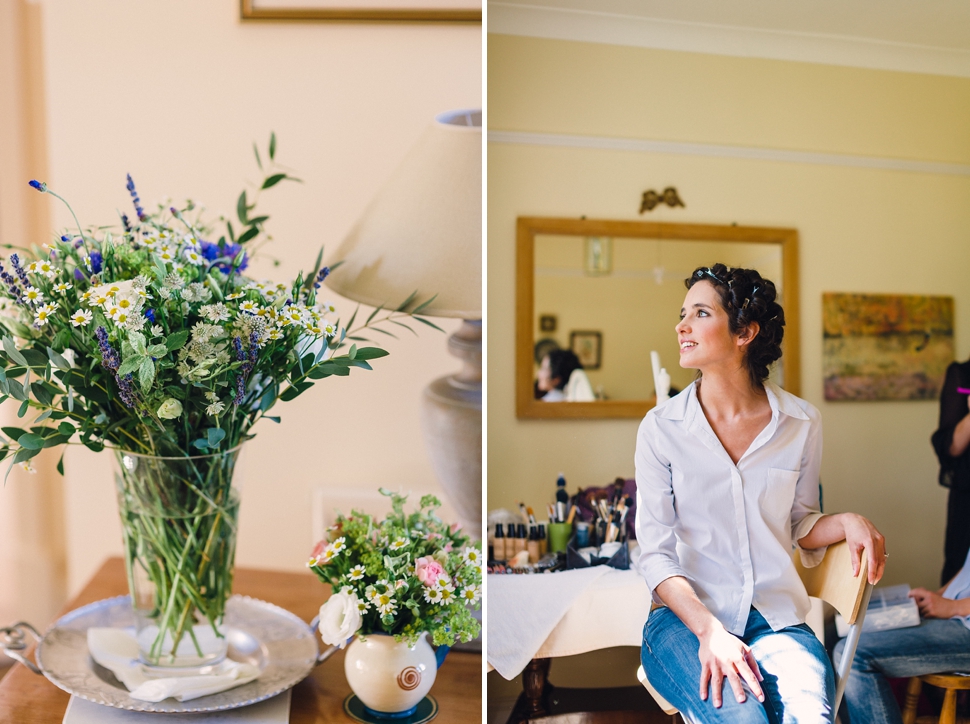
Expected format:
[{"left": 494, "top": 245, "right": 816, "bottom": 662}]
[
  {"left": 537, "top": 355, "right": 560, "bottom": 391},
  {"left": 676, "top": 280, "right": 751, "bottom": 374}
]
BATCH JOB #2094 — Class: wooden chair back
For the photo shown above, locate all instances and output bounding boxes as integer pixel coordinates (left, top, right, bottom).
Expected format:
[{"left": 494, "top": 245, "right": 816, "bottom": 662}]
[{"left": 794, "top": 539, "right": 869, "bottom": 625}]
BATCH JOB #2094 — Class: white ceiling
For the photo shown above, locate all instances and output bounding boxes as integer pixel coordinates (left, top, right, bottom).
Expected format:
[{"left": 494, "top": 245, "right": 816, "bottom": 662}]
[{"left": 488, "top": 1, "right": 970, "bottom": 77}]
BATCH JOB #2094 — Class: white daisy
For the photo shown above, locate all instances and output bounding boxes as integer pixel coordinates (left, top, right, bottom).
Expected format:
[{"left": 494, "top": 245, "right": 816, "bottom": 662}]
[
  {"left": 36, "top": 260, "right": 57, "bottom": 278},
  {"left": 423, "top": 587, "right": 443, "bottom": 604},
  {"left": 390, "top": 537, "right": 409, "bottom": 551},
  {"left": 355, "top": 598, "right": 371, "bottom": 613},
  {"left": 438, "top": 587, "right": 456, "bottom": 604},
  {"left": 183, "top": 248, "right": 204, "bottom": 265},
  {"left": 436, "top": 575, "right": 454, "bottom": 592},
  {"left": 22, "top": 287, "right": 43, "bottom": 305},
  {"left": 34, "top": 305, "right": 55, "bottom": 326},
  {"left": 266, "top": 328, "right": 282, "bottom": 341},
  {"left": 54, "top": 282, "right": 72, "bottom": 292},
  {"left": 347, "top": 565, "right": 366, "bottom": 581},
  {"left": 462, "top": 548, "right": 481, "bottom": 565},
  {"left": 375, "top": 593, "right": 396, "bottom": 615},
  {"left": 226, "top": 292, "right": 245, "bottom": 300},
  {"left": 331, "top": 537, "right": 347, "bottom": 553},
  {"left": 239, "top": 300, "right": 260, "bottom": 314},
  {"left": 460, "top": 585, "right": 481, "bottom": 603},
  {"left": 70, "top": 309, "right": 93, "bottom": 327}
]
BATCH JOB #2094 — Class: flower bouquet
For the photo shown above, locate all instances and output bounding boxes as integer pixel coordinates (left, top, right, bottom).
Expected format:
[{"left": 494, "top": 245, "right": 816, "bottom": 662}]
[
  {"left": 0, "top": 136, "right": 439, "bottom": 667},
  {"left": 309, "top": 489, "right": 481, "bottom": 715}
]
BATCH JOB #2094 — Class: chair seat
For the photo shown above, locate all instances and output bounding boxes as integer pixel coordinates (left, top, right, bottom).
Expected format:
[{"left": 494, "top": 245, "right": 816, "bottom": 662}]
[{"left": 636, "top": 664, "right": 678, "bottom": 716}]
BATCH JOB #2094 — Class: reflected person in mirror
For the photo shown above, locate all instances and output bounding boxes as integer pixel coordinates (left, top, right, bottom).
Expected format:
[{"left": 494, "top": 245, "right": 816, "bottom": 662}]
[
  {"left": 535, "top": 349, "right": 583, "bottom": 402},
  {"left": 636, "top": 263, "right": 886, "bottom": 723}
]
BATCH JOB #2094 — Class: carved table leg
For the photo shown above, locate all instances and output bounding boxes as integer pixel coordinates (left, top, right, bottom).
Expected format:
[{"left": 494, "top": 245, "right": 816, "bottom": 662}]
[{"left": 522, "top": 658, "right": 551, "bottom": 719}]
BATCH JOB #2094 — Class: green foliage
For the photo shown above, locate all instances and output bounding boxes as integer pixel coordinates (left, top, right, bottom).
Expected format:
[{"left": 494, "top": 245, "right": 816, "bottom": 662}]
[
  {"left": 308, "top": 489, "right": 482, "bottom": 647},
  {"left": 1, "top": 137, "right": 442, "bottom": 476}
]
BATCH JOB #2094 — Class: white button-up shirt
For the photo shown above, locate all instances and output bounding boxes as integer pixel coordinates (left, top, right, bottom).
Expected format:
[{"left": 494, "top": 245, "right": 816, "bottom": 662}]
[{"left": 634, "top": 381, "right": 826, "bottom": 635}]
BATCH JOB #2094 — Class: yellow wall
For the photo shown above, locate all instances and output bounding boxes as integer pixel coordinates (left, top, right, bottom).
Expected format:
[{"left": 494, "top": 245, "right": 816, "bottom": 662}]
[
  {"left": 37, "top": 0, "right": 480, "bottom": 598},
  {"left": 488, "top": 34, "right": 970, "bottom": 589}
]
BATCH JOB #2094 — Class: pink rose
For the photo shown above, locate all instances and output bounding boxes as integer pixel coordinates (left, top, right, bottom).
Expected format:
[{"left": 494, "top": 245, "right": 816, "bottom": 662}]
[
  {"left": 415, "top": 557, "right": 444, "bottom": 586},
  {"left": 443, "top": 543, "right": 453, "bottom": 553},
  {"left": 450, "top": 522, "right": 462, "bottom": 533},
  {"left": 311, "top": 539, "right": 327, "bottom": 558}
]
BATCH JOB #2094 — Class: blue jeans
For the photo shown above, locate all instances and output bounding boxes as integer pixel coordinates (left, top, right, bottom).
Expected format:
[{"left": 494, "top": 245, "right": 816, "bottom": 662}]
[
  {"left": 641, "top": 606, "right": 835, "bottom": 723},
  {"left": 833, "top": 618, "right": 970, "bottom": 724}
]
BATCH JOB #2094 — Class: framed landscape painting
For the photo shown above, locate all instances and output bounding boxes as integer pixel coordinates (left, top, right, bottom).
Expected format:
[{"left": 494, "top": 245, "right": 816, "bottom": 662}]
[{"left": 822, "top": 293, "right": 953, "bottom": 401}]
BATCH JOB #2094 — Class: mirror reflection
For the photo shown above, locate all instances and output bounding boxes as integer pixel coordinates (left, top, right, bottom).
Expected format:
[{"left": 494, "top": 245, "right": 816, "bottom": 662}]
[
  {"left": 515, "top": 218, "right": 800, "bottom": 419},
  {"left": 534, "top": 236, "right": 784, "bottom": 401}
]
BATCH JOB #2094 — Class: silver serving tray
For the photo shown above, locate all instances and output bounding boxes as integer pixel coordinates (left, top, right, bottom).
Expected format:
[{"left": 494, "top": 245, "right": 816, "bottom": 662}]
[{"left": 2, "top": 594, "right": 331, "bottom": 714}]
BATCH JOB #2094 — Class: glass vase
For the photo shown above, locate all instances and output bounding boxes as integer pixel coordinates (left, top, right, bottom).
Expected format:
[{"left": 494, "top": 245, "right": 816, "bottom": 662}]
[{"left": 113, "top": 446, "right": 243, "bottom": 669}]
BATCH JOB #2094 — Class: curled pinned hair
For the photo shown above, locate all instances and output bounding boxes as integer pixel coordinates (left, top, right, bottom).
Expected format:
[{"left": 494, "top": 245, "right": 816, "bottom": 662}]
[{"left": 685, "top": 263, "right": 785, "bottom": 388}]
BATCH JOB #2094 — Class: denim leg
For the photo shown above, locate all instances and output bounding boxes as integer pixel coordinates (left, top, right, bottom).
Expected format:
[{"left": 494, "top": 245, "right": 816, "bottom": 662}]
[
  {"left": 641, "top": 607, "right": 771, "bottom": 724},
  {"left": 743, "top": 611, "right": 835, "bottom": 724},
  {"left": 833, "top": 618, "right": 970, "bottom": 724}
]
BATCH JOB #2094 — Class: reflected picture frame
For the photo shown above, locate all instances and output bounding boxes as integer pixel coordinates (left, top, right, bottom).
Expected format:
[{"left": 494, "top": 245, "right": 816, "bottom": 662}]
[
  {"left": 240, "top": 0, "right": 481, "bottom": 22},
  {"left": 570, "top": 330, "right": 602, "bottom": 370}
]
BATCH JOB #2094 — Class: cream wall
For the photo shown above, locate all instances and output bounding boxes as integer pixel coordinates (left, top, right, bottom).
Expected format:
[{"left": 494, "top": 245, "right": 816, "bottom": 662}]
[
  {"left": 35, "top": 0, "right": 479, "bottom": 598},
  {"left": 488, "top": 34, "right": 970, "bottom": 589}
]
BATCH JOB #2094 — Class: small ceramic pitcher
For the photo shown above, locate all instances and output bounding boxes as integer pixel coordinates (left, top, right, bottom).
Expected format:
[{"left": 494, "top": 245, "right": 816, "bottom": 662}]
[{"left": 344, "top": 632, "right": 449, "bottom": 717}]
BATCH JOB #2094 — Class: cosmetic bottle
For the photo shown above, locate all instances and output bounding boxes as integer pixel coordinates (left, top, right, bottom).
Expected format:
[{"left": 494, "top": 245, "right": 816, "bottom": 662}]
[
  {"left": 515, "top": 524, "right": 528, "bottom": 555},
  {"left": 527, "top": 526, "right": 540, "bottom": 562},
  {"left": 493, "top": 523, "right": 506, "bottom": 561},
  {"left": 537, "top": 524, "right": 547, "bottom": 556}
]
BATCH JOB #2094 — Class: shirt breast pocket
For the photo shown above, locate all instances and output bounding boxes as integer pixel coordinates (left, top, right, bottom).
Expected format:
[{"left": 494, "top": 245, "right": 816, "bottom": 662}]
[{"left": 764, "top": 468, "right": 800, "bottom": 523}]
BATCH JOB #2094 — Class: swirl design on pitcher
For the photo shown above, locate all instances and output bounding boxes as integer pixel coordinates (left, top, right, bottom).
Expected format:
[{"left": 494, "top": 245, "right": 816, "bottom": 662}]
[{"left": 397, "top": 666, "right": 421, "bottom": 691}]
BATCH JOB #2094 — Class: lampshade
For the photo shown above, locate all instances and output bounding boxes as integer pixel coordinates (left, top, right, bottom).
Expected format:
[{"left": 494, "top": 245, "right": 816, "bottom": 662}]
[{"left": 324, "top": 109, "right": 482, "bottom": 319}]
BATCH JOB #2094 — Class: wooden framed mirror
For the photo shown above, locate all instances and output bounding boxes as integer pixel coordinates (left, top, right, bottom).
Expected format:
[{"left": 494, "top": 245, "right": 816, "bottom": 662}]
[{"left": 516, "top": 217, "right": 800, "bottom": 419}]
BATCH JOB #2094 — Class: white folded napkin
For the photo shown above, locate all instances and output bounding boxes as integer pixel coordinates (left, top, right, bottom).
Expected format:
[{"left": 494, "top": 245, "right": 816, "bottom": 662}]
[{"left": 87, "top": 628, "right": 260, "bottom": 703}]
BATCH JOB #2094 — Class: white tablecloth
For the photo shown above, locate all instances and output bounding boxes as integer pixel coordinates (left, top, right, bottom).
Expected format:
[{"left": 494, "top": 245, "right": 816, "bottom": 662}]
[{"left": 486, "top": 567, "right": 653, "bottom": 680}]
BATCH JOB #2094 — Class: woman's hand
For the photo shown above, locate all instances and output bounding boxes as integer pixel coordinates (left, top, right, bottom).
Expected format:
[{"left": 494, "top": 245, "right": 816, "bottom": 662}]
[
  {"left": 841, "top": 513, "right": 887, "bottom": 585},
  {"left": 910, "top": 588, "right": 959, "bottom": 619},
  {"left": 697, "top": 625, "right": 764, "bottom": 708}
]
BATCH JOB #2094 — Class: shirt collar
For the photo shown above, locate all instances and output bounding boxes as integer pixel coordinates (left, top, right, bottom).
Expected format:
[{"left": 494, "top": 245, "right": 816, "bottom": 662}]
[{"left": 653, "top": 380, "right": 809, "bottom": 422}]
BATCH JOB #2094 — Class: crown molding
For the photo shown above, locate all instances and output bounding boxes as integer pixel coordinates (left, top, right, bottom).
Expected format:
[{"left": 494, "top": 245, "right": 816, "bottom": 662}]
[
  {"left": 488, "top": 130, "right": 970, "bottom": 177},
  {"left": 488, "top": 3, "right": 970, "bottom": 78}
]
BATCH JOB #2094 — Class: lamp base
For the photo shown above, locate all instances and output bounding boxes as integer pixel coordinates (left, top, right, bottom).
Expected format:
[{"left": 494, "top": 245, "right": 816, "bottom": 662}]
[{"left": 419, "top": 320, "right": 481, "bottom": 540}]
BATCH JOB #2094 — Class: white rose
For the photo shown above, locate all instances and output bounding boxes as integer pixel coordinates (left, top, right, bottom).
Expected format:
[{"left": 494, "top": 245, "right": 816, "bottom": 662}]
[
  {"left": 156, "top": 398, "right": 183, "bottom": 419},
  {"left": 318, "top": 589, "right": 362, "bottom": 647}
]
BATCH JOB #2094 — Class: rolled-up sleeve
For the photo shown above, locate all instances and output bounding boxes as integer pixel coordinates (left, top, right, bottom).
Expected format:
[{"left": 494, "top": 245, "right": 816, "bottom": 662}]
[
  {"left": 635, "top": 414, "right": 690, "bottom": 601},
  {"left": 791, "top": 411, "right": 826, "bottom": 568}
]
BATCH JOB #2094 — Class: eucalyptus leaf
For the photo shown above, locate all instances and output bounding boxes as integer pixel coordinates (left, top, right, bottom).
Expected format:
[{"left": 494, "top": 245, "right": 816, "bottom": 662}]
[
  {"left": 47, "top": 347, "right": 70, "bottom": 371},
  {"left": 13, "top": 447, "right": 40, "bottom": 464},
  {"left": 35, "top": 409, "right": 52, "bottom": 423},
  {"left": 207, "top": 427, "right": 226, "bottom": 448},
  {"left": 3, "top": 337, "right": 27, "bottom": 367},
  {"left": 261, "top": 173, "right": 286, "bottom": 190},
  {"left": 269, "top": 131, "right": 276, "bottom": 160},
  {"left": 17, "top": 433, "right": 43, "bottom": 450}
]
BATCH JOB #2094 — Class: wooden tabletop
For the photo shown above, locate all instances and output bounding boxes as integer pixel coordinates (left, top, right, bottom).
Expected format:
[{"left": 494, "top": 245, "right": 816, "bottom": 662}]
[{"left": 0, "top": 557, "right": 482, "bottom": 723}]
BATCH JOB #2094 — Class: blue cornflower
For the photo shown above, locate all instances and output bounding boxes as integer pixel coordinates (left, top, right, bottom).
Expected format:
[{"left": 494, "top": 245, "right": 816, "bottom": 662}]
[
  {"left": 200, "top": 240, "right": 220, "bottom": 262},
  {"left": 89, "top": 251, "right": 103, "bottom": 274},
  {"left": 121, "top": 214, "right": 131, "bottom": 233},
  {"left": 60, "top": 235, "right": 71, "bottom": 242},
  {"left": 28, "top": 180, "right": 46, "bottom": 192},
  {"left": 74, "top": 267, "right": 86, "bottom": 281},
  {"left": 144, "top": 308, "right": 156, "bottom": 324},
  {"left": 126, "top": 174, "right": 146, "bottom": 221}
]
